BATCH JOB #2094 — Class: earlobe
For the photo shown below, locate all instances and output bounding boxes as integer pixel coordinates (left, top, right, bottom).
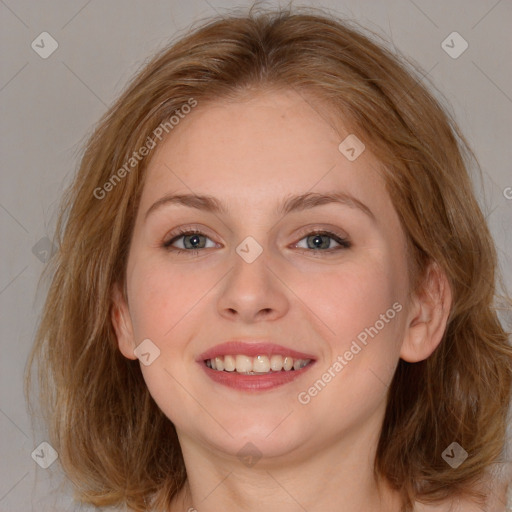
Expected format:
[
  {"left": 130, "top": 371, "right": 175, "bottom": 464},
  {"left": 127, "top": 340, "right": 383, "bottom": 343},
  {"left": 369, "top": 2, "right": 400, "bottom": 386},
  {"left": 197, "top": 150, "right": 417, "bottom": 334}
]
[
  {"left": 111, "top": 282, "right": 137, "bottom": 360},
  {"left": 400, "top": 262, "right": 452, "bottom": 363}
]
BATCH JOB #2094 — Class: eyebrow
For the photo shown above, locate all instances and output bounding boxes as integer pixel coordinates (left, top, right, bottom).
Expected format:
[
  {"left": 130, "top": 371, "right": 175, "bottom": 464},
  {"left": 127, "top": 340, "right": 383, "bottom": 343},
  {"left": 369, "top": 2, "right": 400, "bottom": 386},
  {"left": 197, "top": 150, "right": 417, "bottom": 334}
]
[{"left": 144, "top": 191, "right": 375, "bottom": 221}]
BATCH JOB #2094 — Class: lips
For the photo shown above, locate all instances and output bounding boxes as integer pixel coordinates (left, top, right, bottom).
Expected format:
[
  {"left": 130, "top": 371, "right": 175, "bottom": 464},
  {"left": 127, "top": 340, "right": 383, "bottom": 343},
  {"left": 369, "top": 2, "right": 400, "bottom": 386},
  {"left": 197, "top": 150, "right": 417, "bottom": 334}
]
[
  {"left": 197, "top": 341, "right": 316, "bottom": 362},
  {"left": 197, "top": 340, "right": 317, "bottom": 391}
]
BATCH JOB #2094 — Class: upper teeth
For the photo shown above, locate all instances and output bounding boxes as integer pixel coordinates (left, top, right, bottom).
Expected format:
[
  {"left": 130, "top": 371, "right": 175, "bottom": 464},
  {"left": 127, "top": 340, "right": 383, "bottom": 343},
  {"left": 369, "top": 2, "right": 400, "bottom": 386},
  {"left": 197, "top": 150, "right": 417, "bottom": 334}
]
[{"left": 205, "top": 355, "right": 311, "bottom": 373}]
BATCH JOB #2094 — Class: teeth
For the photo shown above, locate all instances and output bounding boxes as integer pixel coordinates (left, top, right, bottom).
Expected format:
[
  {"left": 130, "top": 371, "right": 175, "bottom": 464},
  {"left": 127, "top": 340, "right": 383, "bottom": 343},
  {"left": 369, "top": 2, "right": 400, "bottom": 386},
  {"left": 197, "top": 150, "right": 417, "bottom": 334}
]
[
  {"left": 205, "top": 354, "right": 311, "bottom": 374},
  {"left": 270, "top": 355, "right": 283, "bottom": 371},
  {"left": 283, "top": 356, "right": 293, "bottom": 371},
  {"left": 224, "top": 355, "right": 236, "bottom": 372},
  {"left": 235, "top": 355, "right": 252, "bottom": 373},
  {"left": 253, "top": 355, "right": 270, "bottom": 373}
]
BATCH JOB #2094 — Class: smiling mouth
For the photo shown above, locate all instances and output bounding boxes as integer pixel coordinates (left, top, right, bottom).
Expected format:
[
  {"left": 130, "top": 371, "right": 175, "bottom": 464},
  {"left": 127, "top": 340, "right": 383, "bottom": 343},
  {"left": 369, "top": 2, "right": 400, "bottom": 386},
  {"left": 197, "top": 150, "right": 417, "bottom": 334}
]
[{"left": 204, "top": 354, "right": 313, "bottom": 375}]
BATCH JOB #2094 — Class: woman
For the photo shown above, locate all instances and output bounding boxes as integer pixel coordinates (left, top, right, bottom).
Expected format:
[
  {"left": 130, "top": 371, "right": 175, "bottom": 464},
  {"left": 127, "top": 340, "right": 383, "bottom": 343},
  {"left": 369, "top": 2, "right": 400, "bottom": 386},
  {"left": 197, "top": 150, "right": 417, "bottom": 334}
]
[{"left": 26, "top": 6, "right": 512, "bottom": 511}]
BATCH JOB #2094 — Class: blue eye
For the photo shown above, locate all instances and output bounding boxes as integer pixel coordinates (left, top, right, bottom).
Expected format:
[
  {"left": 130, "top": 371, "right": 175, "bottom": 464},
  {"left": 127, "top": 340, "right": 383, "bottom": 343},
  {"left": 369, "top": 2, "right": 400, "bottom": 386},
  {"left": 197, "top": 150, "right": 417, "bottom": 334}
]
[
  {"left": 163, "top": 229, "right": 215, "bottom": 253},
  {"left": 295, "top": 231, "right": 351, "bottom": 251},
  {"left": 163, "top": 229, "right": 351, "bottom": 255}
]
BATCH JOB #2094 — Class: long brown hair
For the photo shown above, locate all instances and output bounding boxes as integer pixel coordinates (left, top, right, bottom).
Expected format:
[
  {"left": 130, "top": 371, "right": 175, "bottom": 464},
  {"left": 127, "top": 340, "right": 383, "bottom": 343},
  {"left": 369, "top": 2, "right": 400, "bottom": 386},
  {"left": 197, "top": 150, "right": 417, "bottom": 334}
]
[{"left": 25, "top": 5, "right": 511, "bottom": 511}]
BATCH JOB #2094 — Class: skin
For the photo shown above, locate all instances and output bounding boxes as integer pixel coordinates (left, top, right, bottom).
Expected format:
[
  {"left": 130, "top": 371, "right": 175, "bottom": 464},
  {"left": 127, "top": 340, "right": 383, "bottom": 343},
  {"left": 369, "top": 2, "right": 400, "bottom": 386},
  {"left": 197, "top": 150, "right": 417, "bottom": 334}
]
[{"left": 111, "top": 88, "right": 458, "bottom": 511}]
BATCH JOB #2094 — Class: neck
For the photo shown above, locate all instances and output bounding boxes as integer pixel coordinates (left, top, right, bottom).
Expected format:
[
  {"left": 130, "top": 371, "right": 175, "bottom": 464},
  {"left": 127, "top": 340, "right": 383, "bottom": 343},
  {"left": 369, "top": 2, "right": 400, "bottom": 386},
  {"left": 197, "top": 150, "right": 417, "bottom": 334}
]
[{"left": 170, "top": 418, "right": 402, "bottom": 511}]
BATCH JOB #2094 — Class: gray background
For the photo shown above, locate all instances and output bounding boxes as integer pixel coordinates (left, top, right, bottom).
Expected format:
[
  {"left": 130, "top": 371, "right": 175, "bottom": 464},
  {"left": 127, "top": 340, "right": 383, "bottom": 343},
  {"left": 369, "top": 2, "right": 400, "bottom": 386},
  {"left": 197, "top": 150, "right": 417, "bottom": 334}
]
[{"left": 1, "top": 0, "right": 511, "bottom": 510}]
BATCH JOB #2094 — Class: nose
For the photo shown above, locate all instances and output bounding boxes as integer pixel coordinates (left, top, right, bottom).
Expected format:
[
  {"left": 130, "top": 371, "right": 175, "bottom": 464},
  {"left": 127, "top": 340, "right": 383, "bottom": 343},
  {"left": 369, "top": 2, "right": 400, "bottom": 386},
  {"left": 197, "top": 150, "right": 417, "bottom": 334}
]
[{"left": 216, "top": 245, "right": 290, "bottom": 324}]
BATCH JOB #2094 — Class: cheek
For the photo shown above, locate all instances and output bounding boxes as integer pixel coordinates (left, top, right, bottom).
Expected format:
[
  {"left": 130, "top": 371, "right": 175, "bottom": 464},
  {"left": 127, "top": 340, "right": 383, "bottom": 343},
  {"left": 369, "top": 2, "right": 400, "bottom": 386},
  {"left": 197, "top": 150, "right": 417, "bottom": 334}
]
[
  {"left": 294, "top": 255, "right": 403, "bottom": 347},
  {"left": 126, "top": 259, "right": 209, "bottom": 425},
  {"left": 127, "top": 257, "right": 217, "bottom": 341},
  {"left": 287, "top": 264, "right": 405, "bottom": 435},
  {"left": 293, "top": 253, "right": 406, "bottom": 404}
]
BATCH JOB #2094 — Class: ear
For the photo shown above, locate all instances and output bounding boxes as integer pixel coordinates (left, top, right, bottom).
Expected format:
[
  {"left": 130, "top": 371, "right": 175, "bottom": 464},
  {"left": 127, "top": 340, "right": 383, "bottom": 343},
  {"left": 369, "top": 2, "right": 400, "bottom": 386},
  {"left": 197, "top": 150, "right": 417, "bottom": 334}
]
[
  {"left": 400, "top": 261, "right": 452, "bottom": 362},
  {"left": 111, "top": 281, "right": 137, "bottom": 360}
]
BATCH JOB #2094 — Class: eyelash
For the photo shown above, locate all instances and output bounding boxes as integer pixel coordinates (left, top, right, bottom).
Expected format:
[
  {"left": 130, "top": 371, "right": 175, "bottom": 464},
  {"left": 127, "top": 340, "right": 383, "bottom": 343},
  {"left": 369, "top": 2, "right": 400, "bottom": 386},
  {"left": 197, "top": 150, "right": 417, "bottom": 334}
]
[{"left": 162, "top": 227, "right": 351, "bottom": 256}]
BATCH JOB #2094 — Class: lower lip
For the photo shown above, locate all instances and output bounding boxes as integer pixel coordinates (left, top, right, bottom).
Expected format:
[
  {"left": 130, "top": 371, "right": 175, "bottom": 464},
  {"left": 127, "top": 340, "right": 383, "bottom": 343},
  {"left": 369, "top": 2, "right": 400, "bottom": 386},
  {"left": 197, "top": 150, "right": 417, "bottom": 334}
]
[{"left": 199, "top": 361, "right": 316, "bottom": 391}]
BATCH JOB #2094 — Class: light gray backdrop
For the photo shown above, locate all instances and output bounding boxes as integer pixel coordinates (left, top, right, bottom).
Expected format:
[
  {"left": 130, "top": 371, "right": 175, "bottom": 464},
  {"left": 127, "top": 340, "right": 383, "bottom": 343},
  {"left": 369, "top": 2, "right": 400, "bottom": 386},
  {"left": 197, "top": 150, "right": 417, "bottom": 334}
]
[{"left": 1, "top": 0, "right": 511, "bottom": 510}]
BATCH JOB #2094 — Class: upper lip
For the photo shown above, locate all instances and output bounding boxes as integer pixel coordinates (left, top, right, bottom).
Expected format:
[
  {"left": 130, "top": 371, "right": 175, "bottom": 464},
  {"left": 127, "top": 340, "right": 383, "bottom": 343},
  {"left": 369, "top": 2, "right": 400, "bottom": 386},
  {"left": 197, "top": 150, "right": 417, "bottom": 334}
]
[{"left": 197, "top": 340, "right": 316, "bottom": 362}]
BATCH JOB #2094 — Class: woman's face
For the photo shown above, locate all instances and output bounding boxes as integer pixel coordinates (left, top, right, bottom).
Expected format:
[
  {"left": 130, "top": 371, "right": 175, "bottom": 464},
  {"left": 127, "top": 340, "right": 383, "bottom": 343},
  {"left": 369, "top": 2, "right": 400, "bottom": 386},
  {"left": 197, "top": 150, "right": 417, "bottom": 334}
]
[{"left": 114, "top": 88, "right": 414, "bottom": 463}]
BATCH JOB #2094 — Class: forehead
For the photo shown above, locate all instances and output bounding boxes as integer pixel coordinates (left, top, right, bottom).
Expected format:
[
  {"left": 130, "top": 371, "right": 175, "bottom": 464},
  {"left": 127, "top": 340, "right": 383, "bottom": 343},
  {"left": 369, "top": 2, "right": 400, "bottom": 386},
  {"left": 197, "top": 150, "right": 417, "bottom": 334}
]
[{"left": 140, "top": 89, "right": 390, "bottom": 216}]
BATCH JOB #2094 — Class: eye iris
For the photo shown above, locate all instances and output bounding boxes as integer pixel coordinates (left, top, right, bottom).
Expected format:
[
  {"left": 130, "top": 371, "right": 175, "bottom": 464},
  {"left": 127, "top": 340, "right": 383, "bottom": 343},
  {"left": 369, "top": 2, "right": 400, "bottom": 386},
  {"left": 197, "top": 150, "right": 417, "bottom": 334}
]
[
  {"left": 308, "top": 234, "right": 330, "bottom": 249},
  {"left": 184, "top": 234, "right": 204, "bottom": 249}
]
